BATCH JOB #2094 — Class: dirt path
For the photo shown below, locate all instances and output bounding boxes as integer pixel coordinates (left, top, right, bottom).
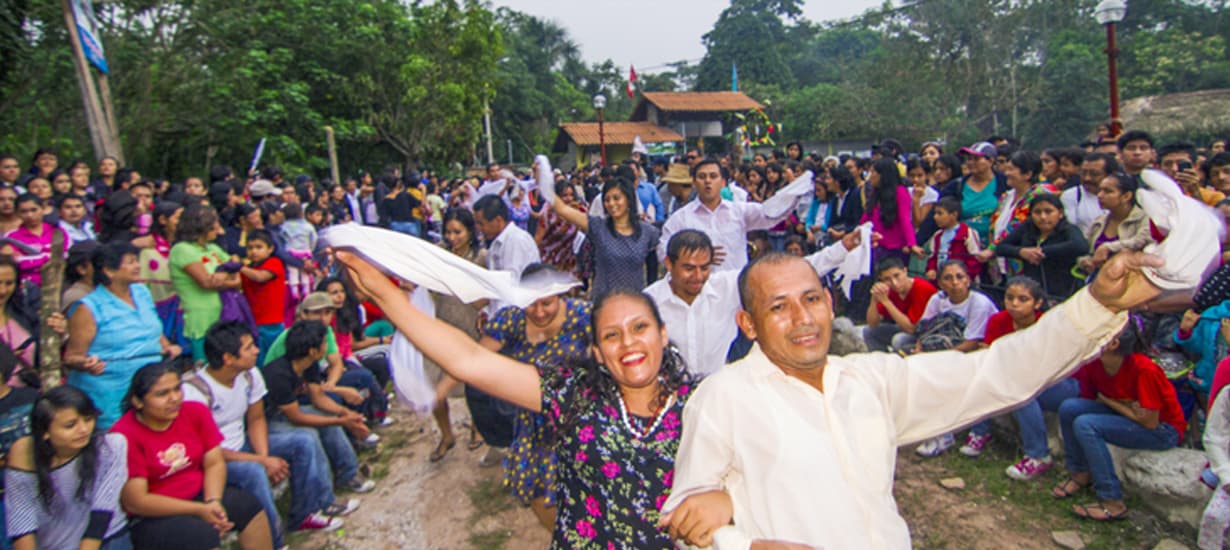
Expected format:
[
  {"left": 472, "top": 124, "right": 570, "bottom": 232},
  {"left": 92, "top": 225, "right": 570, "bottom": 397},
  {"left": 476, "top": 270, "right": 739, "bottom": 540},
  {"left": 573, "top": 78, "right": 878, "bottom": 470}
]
[{"left": 292, "top": 401, "right": 1188, "bottom": 549}]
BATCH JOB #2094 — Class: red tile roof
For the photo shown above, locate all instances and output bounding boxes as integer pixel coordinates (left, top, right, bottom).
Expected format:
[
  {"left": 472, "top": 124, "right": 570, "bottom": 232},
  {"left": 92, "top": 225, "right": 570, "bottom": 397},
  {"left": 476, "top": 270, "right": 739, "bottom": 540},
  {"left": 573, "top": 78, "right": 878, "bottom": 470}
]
[
  {"left": 640, "top": 92, "right": 764, "bottom": 113},
  {"left": 557, "top": 122, "right": 684, "bottom": 146}
]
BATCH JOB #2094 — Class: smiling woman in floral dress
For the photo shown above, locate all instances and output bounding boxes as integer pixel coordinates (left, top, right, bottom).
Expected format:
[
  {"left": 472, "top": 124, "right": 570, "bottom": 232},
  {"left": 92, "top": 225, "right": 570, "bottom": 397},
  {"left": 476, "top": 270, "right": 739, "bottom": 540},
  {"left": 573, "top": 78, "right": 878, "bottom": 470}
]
[{"left": 335, "top": 250, "right": 725, "bottom": 549}]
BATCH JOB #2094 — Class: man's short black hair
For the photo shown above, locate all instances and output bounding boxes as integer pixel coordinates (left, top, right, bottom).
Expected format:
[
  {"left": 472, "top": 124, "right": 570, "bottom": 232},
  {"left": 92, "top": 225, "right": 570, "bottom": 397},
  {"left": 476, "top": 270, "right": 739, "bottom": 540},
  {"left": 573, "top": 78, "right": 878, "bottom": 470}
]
[
  {"left": 875, "top": 256, "right": 907, "bottom": 279},
  {"left": 736, "top": 252, "right": 821, "bottom": 311},
  {"left": 209, "top": 165, "right": 233, "bottom": 183},
  {"left": 1083, "top": 152, "right": 1121, "bottom": 174},
  {"left": 1117, "top": 130, "right": 1154, "bottom": 150},
  {"left": 690, "top": 159, "right": 721, "bottom": 178},
  {"left": 1157, "top": 142, "right": 1196, "bottom": 163},
  {"left": 204, "top": 320, "right": 253, "bottom": 370},
  {"left": 286, "top": 320, "right": 328, "bottom": 361},
  {"left": 666, "top": 229, "right": 714, "bottom": 262},
  {"left": 472, "top": 194, "right": 508, "bottom": 223}
]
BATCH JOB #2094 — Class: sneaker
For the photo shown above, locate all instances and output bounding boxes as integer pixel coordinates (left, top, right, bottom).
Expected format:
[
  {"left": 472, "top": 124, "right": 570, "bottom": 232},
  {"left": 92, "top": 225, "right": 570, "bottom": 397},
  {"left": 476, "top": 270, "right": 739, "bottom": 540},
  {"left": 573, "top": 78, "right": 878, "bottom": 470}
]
[
  {"left": 296, "top": 512, "right": 344, "bottom": 532},
  {"left": 959, "top": 433, "right": 991, "bottom": 457},
  {"left": 342, "top": 477, "right": 377, "bottom": 494},
  {"left": 1005, "top": 455, "right": 1054, "bottom": 481},
  {"left": 364, "top": 433, "right": 381, "bottom": 445},
  {"left": 915, "top": 433, "right": 956, "bottom": 457},
  {"left": 323, "top": 498, "right": 361, "bottom": 516},
  {"left": 379, "top": 416, "right": 396, "bottom": 427}
]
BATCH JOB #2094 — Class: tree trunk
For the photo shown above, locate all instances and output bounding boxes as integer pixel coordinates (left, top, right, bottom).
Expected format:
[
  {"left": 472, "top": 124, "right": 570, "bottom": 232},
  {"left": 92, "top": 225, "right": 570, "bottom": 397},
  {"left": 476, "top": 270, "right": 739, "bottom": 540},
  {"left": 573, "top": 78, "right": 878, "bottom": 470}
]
[{"left": 38, "top": 228, "right": 66, "bottom": 389}]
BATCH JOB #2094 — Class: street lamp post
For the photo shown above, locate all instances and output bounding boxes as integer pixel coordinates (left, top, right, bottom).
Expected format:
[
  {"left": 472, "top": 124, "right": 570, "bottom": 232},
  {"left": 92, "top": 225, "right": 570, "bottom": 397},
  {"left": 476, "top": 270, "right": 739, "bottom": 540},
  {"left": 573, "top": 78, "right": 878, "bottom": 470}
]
[
  {"left": 593, "top": 94, "right": 607, "bottom": 166},
  {"left": 1095, "top": 0, "right": 1128, "bottom": 136}
]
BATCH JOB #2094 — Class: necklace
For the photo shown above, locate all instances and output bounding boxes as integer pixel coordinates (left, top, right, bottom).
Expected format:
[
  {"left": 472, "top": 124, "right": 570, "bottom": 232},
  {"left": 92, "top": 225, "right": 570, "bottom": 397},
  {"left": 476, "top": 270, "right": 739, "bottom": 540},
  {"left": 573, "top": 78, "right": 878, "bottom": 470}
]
[{"left": 617, "top": 393, "right": 675, "bottom": 440}]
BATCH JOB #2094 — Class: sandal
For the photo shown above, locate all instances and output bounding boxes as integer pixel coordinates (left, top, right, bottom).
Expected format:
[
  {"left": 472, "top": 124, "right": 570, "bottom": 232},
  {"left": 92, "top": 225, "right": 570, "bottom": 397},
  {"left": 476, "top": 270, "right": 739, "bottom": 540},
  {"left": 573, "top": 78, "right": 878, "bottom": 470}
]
[
  {"left": 1073, "top": 502, "right": 1129, "bottom": 521},
  {"left": 430, "top": 439, "right": 456, "bottom": 463},
  {"left": 1051, "top": 477, "right": 1089, "bottom": 499},
  {"left": 466, "top": 425, "right": 484, "bottom": 451}
]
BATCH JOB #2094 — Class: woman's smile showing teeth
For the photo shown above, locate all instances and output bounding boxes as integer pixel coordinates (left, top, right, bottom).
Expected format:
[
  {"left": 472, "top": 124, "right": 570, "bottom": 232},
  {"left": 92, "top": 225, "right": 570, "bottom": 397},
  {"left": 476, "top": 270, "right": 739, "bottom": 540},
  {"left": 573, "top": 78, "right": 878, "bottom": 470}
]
[{"left": 621, "top": 352, "right": 647, "bottom": 366}]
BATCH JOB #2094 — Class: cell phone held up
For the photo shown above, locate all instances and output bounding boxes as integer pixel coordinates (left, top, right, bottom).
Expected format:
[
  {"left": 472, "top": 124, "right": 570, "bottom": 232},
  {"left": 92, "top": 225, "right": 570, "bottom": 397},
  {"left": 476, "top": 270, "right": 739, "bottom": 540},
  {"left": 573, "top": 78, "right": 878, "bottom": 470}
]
[{"left": 1177, "top": 160, "right": 1194, "bottom": 172}]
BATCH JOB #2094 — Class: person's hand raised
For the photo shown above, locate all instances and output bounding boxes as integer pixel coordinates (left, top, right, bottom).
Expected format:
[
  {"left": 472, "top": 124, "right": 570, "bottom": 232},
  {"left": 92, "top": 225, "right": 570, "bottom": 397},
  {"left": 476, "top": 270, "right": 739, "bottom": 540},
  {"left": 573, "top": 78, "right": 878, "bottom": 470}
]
[{"left": 1088, "top": 250, "right": 1165, "bottom": 313}]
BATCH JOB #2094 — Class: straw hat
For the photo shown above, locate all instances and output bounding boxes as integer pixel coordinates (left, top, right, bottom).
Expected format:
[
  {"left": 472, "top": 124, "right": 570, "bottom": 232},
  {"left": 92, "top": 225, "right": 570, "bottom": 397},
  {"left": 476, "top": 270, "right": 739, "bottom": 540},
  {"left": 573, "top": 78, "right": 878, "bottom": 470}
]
[{"left": 660, "top": 163, "right": 692, "bottom": 184}]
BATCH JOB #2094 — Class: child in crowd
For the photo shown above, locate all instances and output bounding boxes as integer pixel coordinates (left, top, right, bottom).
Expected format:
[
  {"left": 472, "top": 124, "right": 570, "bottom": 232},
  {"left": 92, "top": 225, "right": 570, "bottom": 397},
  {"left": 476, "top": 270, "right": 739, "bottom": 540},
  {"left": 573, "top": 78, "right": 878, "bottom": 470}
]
[
  {"left": 983, "top": 277, "right": 1082, "bottom": 478},
  {"left": 4, "top": 386, "right": 129, "bottom": 549},
  {"left": 925, "top": 197, "right": 982, "bottom": 281},
  {"left": 1176, "top": 301, "right": 1230, "bottom": 404},
  {"left": 305, "top": 204, "right": 327, "bottom": 230},
  {"left": 279, "top": 203, "right": 318, "bottom": 324},
  {"left": 1053, "top": 322, "right": 1185, "bottom": 521},
  {"left": 1200, "top": 355, "right": 1230, "bottom": 549},
  {"left": 863, "top": 257, "right": 938, "bottom": 353},
  {"left": 913, "top": 260, "right": 999, "bottom": 457},
  {"left": 239, "top": 229, "right": 286, "bottom": 367}
]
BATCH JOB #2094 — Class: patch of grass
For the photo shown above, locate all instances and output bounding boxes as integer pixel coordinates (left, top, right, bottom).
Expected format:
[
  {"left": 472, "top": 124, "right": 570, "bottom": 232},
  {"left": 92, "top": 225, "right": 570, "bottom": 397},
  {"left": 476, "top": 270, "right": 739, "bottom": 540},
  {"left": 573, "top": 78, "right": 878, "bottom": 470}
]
[
  {"left": 468, "top": 529, "right": 513, "bottom": 550},
  {"left": 467, "top": 477, "right": 513, "bottom": 518},
  {"left": 923, "top": 435, "right": 1192, "bottom": 549}
]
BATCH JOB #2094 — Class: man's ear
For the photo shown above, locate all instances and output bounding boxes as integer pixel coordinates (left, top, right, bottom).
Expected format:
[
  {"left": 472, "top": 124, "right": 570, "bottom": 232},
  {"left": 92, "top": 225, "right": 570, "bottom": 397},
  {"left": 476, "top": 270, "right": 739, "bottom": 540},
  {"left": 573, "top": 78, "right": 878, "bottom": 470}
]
[{"left": 735, "top": 309, "right": 757, "bottom": 341}]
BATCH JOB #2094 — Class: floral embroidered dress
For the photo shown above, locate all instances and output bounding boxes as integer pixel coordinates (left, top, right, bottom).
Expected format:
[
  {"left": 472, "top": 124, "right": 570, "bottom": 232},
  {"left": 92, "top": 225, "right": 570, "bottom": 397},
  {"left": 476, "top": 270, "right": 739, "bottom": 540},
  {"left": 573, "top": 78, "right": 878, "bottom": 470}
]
[
  {"left": 542, "top": 366, "right": 692, "bottom": 549},
  {"left": 485, "top": 298, "right": 592, "bottom": 506},
  {"left": 988, "top": 182, "right": 1058, "bottom": 275}
]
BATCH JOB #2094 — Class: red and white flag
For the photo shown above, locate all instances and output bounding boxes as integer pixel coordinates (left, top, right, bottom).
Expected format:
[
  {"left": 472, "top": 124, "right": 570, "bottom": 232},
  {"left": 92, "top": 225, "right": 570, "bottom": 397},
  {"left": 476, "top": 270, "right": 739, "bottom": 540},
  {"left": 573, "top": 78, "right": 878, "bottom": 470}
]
[{"left": 627, "top": 65, "right": 637, "bottom": 99}]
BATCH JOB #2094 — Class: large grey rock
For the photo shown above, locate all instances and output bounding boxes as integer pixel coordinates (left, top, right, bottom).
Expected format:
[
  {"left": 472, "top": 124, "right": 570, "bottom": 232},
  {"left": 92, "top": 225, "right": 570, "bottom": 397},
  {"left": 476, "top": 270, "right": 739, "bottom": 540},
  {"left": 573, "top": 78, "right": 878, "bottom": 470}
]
[
  {"left": 1051, "top": 530, "right": 1085, "bottom": 550},
  {"left": 1119, "top": 446, "right": 1210, "bottom": 529},
  {"left": 1151, "top": 538, "right": 1189, "bottom": 550}
]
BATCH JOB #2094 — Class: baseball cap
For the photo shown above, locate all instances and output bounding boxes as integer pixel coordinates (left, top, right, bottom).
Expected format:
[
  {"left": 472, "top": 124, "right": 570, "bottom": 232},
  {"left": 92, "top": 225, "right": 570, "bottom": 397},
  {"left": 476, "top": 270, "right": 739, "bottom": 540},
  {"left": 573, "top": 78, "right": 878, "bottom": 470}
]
[
  {"left": 297, "top": 291, "right": 336, "bottom": 314},
  {"left": 959, "top": 142, "right": 996, "bottom": 158},
  {"left": 249, "top": 179, "right": 278, "bottom": 198}
]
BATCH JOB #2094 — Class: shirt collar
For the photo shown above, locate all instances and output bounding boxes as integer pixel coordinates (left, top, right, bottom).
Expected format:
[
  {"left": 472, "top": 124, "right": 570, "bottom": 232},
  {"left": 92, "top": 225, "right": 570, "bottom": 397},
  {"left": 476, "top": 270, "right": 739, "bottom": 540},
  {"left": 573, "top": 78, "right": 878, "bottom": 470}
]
[{"left": 741, "top": 342, "right": 845, "bottom": 392}]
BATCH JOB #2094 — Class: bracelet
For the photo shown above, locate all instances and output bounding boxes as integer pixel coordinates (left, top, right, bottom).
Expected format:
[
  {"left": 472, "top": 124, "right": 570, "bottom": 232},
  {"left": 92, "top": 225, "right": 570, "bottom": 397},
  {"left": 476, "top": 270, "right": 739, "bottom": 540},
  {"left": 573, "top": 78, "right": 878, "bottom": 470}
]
[{"left": 204, "top": 497, "right": 221, "bottom": 504}]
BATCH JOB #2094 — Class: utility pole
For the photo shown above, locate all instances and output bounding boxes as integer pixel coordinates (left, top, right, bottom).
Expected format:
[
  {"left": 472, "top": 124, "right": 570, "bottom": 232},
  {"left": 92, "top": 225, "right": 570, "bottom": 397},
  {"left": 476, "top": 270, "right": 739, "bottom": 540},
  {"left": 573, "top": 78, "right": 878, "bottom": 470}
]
[{"left": 484, "top": 94, "right": 494, "bottom": 165}]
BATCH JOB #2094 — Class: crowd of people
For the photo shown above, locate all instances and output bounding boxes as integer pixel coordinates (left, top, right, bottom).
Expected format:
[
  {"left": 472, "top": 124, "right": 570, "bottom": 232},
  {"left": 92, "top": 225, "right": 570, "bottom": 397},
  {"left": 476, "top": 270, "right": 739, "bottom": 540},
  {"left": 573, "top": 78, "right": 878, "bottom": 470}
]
[{"left": 0, "top": 128, "right": 1226, "bottom": 549}]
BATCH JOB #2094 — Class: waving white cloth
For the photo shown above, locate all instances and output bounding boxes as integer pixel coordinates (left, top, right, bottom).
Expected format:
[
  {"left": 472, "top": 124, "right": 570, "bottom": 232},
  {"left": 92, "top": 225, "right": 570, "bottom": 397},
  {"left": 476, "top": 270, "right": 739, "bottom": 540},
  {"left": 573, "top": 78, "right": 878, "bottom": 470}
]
[
  {"left": 388, "top": 287, "right": 438, "bottom": 414},
  {"left": 762, "top": 170, "right": 816, "bottom": 219},
  {"left": 321, "top": 223, "right": 579, "bottom": 308},
  {"left": 831, "top": 222, "right": 874, "bottom": 299},
  {"left": 533, "top": 155, "right": 556, "bottom": 205},
  {"left": 1136, "top": 169, "right": 1224, "bottom": 290}
]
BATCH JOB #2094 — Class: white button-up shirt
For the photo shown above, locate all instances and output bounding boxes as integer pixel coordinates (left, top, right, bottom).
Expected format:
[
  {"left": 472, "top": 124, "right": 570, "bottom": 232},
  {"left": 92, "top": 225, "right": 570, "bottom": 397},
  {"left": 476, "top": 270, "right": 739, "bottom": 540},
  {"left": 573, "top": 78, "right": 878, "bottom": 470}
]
[
  {"left": 644, "top": 243, "right": 850, "bottom": 377},
  {"left": 1062, "top": 184, "right": 1108, "bottom": 236},
  {"left": 658, "top": 200, "right": 795, "bottom": 273},
  {"left": 485, "top": 222, "right": 540, "bottom": 314},
  {"left": 665, "top": 288, "right": 1126, "bottom": 550}
]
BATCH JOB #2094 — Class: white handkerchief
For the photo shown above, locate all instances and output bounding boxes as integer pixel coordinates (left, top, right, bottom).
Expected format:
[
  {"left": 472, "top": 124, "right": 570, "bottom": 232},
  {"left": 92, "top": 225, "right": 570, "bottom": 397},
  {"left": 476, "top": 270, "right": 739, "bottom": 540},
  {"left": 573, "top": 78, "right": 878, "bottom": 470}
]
[
  {"left": 534, "top": 155, "right": 555, "bottom": 205},
  {"left": 1137, "top": 169, "right": 1224, "bottom": 290},
  {"left": 388, "top": 286, "right": 437, "bottom": 415},
  {"left": 321, "top": 223, "right": 579, "bottom": 307},
  {"left": 832, "top": 222, "right": 873, "bottom": 298},
  {"left": 762, "top": 170, "right": 814, "bottom": 218}
]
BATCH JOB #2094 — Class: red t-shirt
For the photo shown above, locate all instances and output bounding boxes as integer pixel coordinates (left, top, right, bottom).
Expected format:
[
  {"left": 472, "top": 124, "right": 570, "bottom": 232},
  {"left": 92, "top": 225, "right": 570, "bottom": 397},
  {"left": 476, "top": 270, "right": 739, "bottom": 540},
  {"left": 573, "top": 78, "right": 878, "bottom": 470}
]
[
  {"left": 242, "top": 256, "right": 286, "bottom": 326},
  {"left": 876, "top": 278, "right": 938, "bottom": 323},
  {"left": 111, "top": 401, "right": 224, "bottom": 500},
  {"left": 983, "top": 310, "right": 1043, "bottom": 345},
  {"left": 1075, "top": 353, "right": 1187, "bottom": 440}
]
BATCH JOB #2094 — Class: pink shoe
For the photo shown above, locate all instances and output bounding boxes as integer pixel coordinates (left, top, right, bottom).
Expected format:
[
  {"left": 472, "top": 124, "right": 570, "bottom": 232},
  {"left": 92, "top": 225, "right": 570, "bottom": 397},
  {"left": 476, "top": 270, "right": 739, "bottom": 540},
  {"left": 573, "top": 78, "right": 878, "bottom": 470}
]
[
  {"left": 1005, "top": 455, "right": 1054, "bottom": 481},
  {"left": 959, "top": 433, "right": 991, "bottom": 457}
]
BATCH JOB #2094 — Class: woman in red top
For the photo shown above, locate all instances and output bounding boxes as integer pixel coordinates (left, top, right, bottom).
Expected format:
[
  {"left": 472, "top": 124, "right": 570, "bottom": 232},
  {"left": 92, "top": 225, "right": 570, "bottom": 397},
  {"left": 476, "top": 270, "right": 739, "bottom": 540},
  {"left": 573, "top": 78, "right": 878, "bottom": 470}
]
[
  {"left": 111, "top": 362, "right": 273, "bottom": 549},
  {"left": 1051, "top": 322, "right": 1186, "bottom": 521}
]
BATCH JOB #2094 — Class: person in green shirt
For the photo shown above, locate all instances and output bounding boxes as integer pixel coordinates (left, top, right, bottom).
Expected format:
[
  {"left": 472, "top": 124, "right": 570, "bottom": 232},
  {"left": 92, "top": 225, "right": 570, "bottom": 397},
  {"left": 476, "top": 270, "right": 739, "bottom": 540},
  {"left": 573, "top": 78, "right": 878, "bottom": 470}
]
[{"left": 169, "top": 203, "right": 240, "bottom": 360}]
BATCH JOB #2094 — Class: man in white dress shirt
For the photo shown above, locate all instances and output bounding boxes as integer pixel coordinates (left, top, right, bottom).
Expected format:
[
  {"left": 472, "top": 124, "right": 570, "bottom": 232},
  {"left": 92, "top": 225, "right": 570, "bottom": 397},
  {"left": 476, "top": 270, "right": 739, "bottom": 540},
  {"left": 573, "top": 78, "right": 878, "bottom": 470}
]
[
  {"left": 473, "top": 194, "right": 540, "bottom": 314},
  {"left": 1062, "top": 152, "right": 1116, "bottom": 235},
  {"left": 663, "top": 249, "right": 1164, "bottom": 549},
  {"left": 644, "top": 229, "right": 858, "bottom": 377},
  {"left": 658, "top": 160, "right": 803, "bottom": 274}
]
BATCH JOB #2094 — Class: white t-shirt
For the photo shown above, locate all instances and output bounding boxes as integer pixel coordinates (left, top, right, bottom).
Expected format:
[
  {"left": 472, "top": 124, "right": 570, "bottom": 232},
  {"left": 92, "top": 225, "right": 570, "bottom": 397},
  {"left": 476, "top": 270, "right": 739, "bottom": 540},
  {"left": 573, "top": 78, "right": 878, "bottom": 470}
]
[
  {"left": 182, "top": 368, "right": 269, "bottom": 451},
  {"left": 921, "top": 290, "right": 999, "bottom": 341}
]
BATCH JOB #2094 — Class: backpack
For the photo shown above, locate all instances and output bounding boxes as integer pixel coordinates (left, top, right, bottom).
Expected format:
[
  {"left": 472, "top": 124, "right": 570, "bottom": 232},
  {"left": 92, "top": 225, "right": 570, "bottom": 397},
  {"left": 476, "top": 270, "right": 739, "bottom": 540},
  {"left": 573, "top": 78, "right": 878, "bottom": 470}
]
[
  {"left": 183, "top": 369, "right": 254, "bottom": 409},
  {"left": 914, "top": 311, "right": 968, "bottom": 352}
]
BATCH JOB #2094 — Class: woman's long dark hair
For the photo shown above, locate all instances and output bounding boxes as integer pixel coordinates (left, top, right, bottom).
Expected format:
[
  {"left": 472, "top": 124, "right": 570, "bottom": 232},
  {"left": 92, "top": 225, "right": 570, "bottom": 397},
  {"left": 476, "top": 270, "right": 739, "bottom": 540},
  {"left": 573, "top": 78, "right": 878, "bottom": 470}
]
[
  {"left": 0, "top": 256, "right": 33, "bottom": 333},
  {"left": 31, "top": 386, "right": 103, "bottom": 508},
  {"left": 317, "top": 276, "right": 363, "bottom": 339},
  {"left": 552, "top": 289, "right": 695, "bottom": 443},
  {"left": 870, "top": 157, "right": 904, "bottom": 228},
  {"left": 443, "top": 207, "right": 480, "bottom": 253}
]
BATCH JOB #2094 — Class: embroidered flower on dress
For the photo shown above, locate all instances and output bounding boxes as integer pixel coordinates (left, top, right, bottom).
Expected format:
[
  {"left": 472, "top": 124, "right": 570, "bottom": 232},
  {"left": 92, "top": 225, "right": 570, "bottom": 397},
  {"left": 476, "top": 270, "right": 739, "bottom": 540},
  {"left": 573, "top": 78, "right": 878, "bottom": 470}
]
[
  {"left": 585, "top": 495, "right": 601, "bottom": 517},
  {"left": 576, "top": 519, "right": 597, "bottom": 539},
  {"left": 578, "top": 424, "right": 595, "bottom": 443},
  {"left": 601, "top": 461, "right": 621, "bottom": 479}
]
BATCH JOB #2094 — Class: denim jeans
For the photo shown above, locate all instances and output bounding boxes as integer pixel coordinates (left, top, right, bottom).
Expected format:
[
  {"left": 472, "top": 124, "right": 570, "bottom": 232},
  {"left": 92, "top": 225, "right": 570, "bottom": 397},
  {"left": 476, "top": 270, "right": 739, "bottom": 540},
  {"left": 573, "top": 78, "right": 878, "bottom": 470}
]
[
  {"left": 1013, "top": 378, "right": 1081, "bottom": 458},
  {"left": 862, "top": 323, "right": 904, "bottom": 353},
  {"left": 227, "top": 460, "right": 284, "bottom": 547},
  {"left": 329, "top": 365, "right": 387, "bottom": 420},
  {"left": 269, "top": 406, "right": 359, "bottom": 489},
  {"left": 389, "top": 220, "right": 421, "bottom": 238},
  {"left": 1059, "top": 398, "right": 1180, "bottom": 500}
]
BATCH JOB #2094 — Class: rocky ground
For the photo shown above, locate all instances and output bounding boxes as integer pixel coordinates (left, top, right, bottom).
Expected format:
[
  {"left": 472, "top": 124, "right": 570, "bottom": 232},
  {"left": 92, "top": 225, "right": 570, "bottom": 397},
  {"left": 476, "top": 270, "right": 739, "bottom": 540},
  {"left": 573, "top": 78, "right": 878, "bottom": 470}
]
[{"left": 287, "top": 399, "right": 1196, "bottom": 550}]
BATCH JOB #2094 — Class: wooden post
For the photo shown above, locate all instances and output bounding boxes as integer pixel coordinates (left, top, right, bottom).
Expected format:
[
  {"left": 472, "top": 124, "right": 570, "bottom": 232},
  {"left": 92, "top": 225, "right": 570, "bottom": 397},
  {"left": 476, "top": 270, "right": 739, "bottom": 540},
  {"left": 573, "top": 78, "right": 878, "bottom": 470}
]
[
  {"left": 38, "top": 229, "right": 66, "bottom": 389},
  {"left": 96, "top": 73, "right": 124, "bottom": 163},
  {"left": 61, "top": 0, "right": 121, "bottom": 162},
  {"left": 325, "top": 126, "right": 340, "bottom": 186}
]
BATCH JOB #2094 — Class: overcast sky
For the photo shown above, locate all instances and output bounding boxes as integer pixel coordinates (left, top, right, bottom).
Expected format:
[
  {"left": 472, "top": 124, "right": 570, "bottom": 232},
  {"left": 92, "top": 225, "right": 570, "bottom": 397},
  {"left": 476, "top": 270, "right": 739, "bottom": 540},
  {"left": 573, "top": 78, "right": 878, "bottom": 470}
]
[{"left": 488, "top": 0, "right": 887, "bottom": 74}]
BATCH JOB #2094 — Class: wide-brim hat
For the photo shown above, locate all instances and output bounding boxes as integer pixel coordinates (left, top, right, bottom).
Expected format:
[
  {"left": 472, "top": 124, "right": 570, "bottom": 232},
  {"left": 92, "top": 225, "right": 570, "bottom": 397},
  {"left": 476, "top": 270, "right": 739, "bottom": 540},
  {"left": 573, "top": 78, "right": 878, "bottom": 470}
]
[{"left": 660, "top": 163, "right": 692, "bottom": 184}]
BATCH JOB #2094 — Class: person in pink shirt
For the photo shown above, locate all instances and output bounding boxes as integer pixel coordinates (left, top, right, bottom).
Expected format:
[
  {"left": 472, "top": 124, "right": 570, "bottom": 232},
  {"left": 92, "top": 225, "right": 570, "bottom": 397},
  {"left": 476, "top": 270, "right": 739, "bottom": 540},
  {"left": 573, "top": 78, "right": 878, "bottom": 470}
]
[
  {"left": 861, "top": 157, "right": 918, "bottom": 267},
  {"left": 1, "top": 193, "right": 70, "bottom": 289}
]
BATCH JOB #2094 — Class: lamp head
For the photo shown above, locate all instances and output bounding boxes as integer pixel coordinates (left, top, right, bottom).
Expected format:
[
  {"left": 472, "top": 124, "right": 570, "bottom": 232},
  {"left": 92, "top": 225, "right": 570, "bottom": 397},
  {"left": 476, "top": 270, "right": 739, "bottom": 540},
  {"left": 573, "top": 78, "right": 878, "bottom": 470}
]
[
  {"left": 593, "top": 94, "right": 607, "bottom": 110},
  {"left": 1094, "top": 0, "right": 1127, "bottom": 24}
]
